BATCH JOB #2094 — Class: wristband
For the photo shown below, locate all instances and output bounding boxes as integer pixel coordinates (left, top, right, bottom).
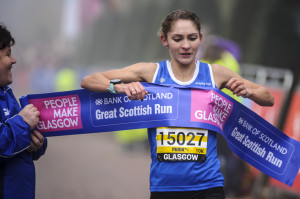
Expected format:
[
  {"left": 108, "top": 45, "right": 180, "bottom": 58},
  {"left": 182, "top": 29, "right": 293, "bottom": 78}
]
[{"left": 107, "top": 79, "right": 122, "bottom": 93}]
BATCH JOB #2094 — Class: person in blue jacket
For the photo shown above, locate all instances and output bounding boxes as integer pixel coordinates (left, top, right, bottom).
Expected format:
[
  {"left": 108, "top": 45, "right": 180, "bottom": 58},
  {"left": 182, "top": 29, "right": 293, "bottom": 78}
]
[{"left": 0, "top": 23, "right": 47, "bottom": 199}]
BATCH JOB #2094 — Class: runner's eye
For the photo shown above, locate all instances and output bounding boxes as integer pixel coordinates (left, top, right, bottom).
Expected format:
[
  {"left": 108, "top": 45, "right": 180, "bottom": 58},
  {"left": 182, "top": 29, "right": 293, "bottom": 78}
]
[
  {"left": 173, "top": 38, "right": 182, "bottom": 42},
  {"left": 188, "top": 36, "right": 198, "bottom": 41}
]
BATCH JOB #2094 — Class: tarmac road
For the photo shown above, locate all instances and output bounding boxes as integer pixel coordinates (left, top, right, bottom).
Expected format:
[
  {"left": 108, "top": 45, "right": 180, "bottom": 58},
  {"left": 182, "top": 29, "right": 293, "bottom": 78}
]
[{"left": 35, "top": 132, "right": 151, "bottom": 199}]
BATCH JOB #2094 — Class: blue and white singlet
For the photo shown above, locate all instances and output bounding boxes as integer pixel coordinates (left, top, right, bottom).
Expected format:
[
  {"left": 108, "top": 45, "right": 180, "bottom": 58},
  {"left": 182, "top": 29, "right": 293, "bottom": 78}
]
[{"left": 148, "top": 60, "right": 224, "bottom": 192}]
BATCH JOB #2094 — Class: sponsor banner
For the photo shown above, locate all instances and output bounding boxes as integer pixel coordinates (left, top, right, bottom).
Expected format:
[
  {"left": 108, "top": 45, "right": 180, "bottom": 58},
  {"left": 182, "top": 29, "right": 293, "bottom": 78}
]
[
  {"left": 19, "top": 82, "right": 300, "bottom": 186},
  {"left": 271, "top": 88, "right": 300, "bottom": 192}
]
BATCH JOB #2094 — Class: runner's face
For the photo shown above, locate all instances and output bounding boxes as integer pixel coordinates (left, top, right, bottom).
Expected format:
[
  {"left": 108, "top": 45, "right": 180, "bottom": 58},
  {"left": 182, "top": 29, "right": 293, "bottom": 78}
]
[
  {"left": 0, "top": 46, "right": 16, "bottom": 87},
  {"left": 162, "top": 19, "right": 202, "bottom": 66}
]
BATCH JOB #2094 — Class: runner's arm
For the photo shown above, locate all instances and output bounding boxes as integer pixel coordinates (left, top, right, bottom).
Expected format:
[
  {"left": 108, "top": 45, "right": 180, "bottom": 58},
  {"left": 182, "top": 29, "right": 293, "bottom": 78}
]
[
  {"left": 212, "top": 64, "right": 274, "bottom": 106},
  {"left": 81, "top": 62, "right": 157, "bottom": 100}
]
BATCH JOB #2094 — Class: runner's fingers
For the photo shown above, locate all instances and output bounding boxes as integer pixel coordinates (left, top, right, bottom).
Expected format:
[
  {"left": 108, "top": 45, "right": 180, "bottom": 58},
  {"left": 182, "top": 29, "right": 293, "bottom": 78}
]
[
  {"left": 228, "top": 80, "right": 243, "bottom": 94},
  {"left": 134, "top": 87, "right": 141, "bottom": 100},
  {"left": 132, "top": 91, "right": 139, "bottom": 100},
  {"left": 117, "top": 82, "right": 148, "bottom": 100},
  {"left": 234, "top": 85, "right": 245, "bottom": 96},
  {"left": 136, "top": 82, "right": 148, "bottom": 100},
  {"left": 129, "top": 82, "right": 144, "bottom": 100},
  {"left": 132, "top": 83, "right": 144, "bottom": 100},
  {"left": 225, "top": 78, "right": 237, "bottom": 89},
  {"left": 239, "top": 86, "right": 249, "bottom": 97},
  {"left": 123, "top": 87, "right": 132, "bottom": 98},
  {"left": 232, "top": 81, "right": 241, "bottom": 92},
  {"left": 125, "top": 86, "right": 138, "bottom": 100},
  {"left": 129, "top": 86, "right": 138, "bottom": 100},
  {"left": 122, "top": 84, "right": 134, "bottom": 99}
]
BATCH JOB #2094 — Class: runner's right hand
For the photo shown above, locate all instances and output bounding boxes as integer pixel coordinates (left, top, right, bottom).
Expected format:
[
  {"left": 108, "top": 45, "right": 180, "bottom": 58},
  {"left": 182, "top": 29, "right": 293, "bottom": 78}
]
[{"left": 114, "top": 81, "right": 148, "bottom": 101}]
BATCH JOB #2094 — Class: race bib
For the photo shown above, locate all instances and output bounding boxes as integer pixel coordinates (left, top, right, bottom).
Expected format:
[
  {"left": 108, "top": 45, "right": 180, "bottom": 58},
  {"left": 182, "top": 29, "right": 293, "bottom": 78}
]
[{"left": 156, "top": 127, "right": 208, "bottom": 162}]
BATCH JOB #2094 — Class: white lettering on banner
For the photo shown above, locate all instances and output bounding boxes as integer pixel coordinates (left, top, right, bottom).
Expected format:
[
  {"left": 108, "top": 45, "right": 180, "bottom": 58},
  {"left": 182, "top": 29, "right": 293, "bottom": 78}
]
[
  {"left": 155, "top": 104, "right": 172, "bottom": 114},
  {"left": 259, "top": 133, "right": 288, "bottom": 154},
  {"left": 231, "top": 127, "right": 266, "bottom": 158},
  {"left": 37, "top": 96, "right": 81, "bottom": 131},
  {"left": 123, "top": 92, "right": 173, "bottom": 102},
  {"left": 252, "top": 128, "right": 260, "bottom": 136},
  {"left": 213, "top": 106, "right": 228, "bottom": 122},
  {"left": 195, "top": 110, "right": 223, "bottom": 129},
  {"left": 192, "top": 92, "right": 233, "bottom": 129},
  {"left": 242, "top": 136, "right": 266, "bottom": 158},
  {"left": 259, "top": 133, "right": 274, "bottom": 145},
  {"left": 104, "top": 97, "right": 122, "bottom": 105},
  {"left": 242, "top": 120, "right": 253, "bottom": 131},
  {"left": 231, "top": 126, "right": 286, "bottom": 166},
  {"left": 94, "top": 104, "right": 174, "bottom": 120},
  {"left": 238, "top": 117, "right": 260, "bottom": 135},
  {"left": 43, "top": 97, "right": 78, "bottom": 109},
  {"left": 237, "top": 117, "right": 288, "bottom": 155},
  {"left": 266, "top": 152, "right": 283, "bottom": 168},
  {"left": 95, "top": 106, "right": 154, "bottom": 120},
  {"left": 143, "top": 92, "right": 173, "bottom": 101},
  {"left": 119, "top": 105, "right": 152, "bottom": 117},
  {"left": 231, "top": 127, "right": 245, "bottom": 142},
  {"left": 96, "top": 108, "right": 117, "bottom": 119},
  {"left": 210, "top": 93, "right": 232, "bottom": 113},
  {"left": 37, "top": 118, "right": 78, "bottom": 129},
  {"left": 54, "top": 107, "right": 78, "bottom": 118}
]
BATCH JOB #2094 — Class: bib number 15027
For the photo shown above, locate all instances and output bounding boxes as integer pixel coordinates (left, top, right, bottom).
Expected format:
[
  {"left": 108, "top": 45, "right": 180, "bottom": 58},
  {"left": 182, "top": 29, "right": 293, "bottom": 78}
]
[
  {"left": 156, "top": 127, "right": 208, "bottom": 162},
  {"left": 159, "top": 131, "right": 205, "bottom": 146}
]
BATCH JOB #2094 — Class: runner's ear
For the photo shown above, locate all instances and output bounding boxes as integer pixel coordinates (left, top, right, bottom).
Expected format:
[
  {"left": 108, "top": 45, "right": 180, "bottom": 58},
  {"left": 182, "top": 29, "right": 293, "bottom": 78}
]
[{"left": 160, "top": 34, "right": 169, "bottom": 48}]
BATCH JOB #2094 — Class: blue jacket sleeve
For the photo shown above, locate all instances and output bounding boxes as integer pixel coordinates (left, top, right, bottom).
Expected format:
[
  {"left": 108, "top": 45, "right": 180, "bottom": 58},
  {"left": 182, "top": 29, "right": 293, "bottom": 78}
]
[{"left": 0, "top": 114, "right": 31, "bottom": 160}]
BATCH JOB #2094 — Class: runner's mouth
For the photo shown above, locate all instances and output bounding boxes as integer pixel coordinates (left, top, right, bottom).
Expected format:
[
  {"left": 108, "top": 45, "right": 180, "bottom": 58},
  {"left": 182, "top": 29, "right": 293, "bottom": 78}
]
[{"left": 180, "top": 53, "right": 192, "bottom": 57}]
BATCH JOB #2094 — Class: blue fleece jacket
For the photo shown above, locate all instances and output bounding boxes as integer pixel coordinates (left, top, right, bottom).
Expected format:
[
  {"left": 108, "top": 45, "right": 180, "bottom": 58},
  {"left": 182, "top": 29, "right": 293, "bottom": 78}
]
[{"left": 0, "top": 86, "right": 47, "bottom": 199}]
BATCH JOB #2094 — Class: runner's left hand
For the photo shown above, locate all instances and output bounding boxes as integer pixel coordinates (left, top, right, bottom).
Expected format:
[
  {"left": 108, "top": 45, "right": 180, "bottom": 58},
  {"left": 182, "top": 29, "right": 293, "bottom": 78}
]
[{"left": 226, "top": 78, "right": 250, "bottom": 98}]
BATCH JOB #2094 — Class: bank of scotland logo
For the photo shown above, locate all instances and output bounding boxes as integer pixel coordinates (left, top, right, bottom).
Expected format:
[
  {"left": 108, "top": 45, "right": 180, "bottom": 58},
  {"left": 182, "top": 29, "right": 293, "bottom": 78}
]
[{"left": 95, "top": 99, "right": 103, "bottom": 105}]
